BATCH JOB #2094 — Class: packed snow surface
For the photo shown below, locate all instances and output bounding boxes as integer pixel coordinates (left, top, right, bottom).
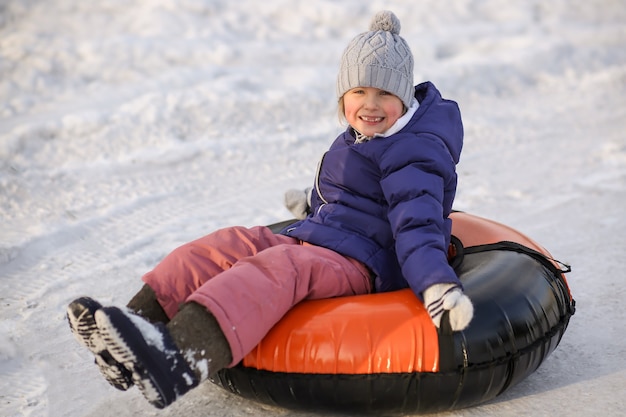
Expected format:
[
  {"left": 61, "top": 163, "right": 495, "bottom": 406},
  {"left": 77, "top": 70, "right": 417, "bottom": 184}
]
[{"left": 1, "top": 1, "right": 625, "bottom": 416}]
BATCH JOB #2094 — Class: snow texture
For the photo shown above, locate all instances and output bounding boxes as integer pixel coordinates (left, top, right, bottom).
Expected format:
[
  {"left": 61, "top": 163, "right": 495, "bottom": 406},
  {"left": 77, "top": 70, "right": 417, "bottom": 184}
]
[{"left": 1, "top": 1, "right": 625, "bottom": 416}]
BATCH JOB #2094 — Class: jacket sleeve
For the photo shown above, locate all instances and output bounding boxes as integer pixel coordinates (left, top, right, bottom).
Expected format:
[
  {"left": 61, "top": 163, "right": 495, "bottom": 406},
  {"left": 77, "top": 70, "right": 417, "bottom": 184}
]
[{"left": 379, "top": 133, "right": 460, "bottom": 297}]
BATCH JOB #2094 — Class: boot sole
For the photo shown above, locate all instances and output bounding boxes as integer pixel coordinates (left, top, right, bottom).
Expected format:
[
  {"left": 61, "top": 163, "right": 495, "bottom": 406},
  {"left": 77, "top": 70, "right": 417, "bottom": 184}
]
[
  {"left": 95, "top": 307, "right": 190, "bottom": 408},
  {"left": 67, "top": 297, "right": 133, "bottom": 391}
]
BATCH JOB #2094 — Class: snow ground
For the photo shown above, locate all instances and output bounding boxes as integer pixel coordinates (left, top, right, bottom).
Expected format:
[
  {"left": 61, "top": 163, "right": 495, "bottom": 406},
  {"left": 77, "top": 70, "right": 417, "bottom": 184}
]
[{"left": 1, "top": 1, "right": 625, "bottom": 416}]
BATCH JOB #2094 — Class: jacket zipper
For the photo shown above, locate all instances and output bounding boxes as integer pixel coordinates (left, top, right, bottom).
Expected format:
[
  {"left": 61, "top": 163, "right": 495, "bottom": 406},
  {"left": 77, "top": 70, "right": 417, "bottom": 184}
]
[{"left": 315, "top": 152, "right": 329, "bottom": 207}]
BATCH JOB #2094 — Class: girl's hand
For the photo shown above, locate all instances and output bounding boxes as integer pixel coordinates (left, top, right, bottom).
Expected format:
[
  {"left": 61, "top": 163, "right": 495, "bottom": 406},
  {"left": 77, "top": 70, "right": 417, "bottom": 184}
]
[{"left": 422, "top": 283, "right": 474, "bottom": 331}]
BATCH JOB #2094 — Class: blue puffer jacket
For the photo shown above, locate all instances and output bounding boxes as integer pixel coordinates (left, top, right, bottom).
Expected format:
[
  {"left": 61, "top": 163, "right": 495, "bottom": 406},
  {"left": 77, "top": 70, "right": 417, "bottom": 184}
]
[{"left": 282, "top": 81, "right": 463, "bottom": 296}]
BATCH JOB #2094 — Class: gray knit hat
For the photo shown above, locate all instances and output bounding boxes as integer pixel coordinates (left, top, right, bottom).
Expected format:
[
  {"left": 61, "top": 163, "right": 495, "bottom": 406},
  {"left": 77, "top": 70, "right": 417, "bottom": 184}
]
[{"left": 336, "top": 10, "right": 414, "bottom": 109}]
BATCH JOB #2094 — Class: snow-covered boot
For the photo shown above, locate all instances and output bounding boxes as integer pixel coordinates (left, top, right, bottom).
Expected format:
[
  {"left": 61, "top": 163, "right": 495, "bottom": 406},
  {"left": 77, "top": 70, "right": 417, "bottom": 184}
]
[
  {"left": 94, "top": 306, "right": 200, "bottom": 409},
  {"left": 126, "top": 284, "right": 170, "bottom": 324},
  {"left": 66, "top": 297, "right": 133, "bottom": 391},
  {"left": 166, "top": 302, "right": 233, "bottom": 381}
]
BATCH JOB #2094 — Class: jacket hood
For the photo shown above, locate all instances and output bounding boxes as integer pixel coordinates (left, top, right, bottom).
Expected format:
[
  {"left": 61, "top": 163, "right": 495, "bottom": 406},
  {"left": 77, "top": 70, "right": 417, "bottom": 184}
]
[{"left": 403, "top": 81, "right": 463, "bottom": 164}]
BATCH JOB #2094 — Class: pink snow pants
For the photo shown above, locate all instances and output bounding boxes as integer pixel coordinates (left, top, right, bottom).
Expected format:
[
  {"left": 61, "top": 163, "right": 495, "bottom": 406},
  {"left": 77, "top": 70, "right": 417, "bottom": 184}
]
[{"left": 141, "top": 225, "right": 372, "bottom": 367}]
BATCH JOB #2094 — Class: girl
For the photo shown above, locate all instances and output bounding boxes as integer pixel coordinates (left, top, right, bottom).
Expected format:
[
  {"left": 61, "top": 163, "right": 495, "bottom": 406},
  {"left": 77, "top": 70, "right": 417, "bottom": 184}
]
[{"left": 67, "top": 10, "right": 472, "bottom": 409}]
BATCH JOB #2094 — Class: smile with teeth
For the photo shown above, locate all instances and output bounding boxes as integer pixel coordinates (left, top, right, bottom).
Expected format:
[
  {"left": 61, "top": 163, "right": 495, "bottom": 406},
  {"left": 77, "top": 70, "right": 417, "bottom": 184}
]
[{"left": 360, "top": 116, "right": 384, "bottom": 123}]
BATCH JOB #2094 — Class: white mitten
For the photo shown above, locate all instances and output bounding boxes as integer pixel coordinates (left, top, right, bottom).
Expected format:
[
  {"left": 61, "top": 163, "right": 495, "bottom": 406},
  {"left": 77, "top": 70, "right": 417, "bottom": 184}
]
[
  {"left": 422, "top": 283, "right": 473, "bottom": 331},
  {"left": 284, "top": 187, "right": 312, "bottom": 220}
]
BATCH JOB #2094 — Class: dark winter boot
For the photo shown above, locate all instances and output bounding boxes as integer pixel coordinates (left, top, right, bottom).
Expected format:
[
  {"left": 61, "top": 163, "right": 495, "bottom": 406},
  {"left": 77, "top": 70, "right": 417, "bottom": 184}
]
[
  {"left": 66, "top": 297, "right": 133, "bottom": 391},
  {"left": 94, "top": 306, "right": 201, "bottom": 409},
  {"left": 126, "top": 284, "right": 170, "bottom": 324},
  {"left": 166, "top": 302, "right": 233, "bottom": 381}
]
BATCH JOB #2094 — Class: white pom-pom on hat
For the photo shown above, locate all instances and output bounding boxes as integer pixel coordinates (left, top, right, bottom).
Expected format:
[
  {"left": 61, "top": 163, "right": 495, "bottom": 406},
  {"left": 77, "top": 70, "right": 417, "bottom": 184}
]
[{"left": 369, "top": 10, "right": 401, "bottom": 34}]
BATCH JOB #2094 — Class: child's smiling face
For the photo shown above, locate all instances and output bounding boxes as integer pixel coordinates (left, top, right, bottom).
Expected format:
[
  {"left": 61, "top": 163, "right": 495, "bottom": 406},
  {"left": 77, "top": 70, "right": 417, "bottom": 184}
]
[{"left": 343, "top": 87, "right": 405, "bottom": 138}]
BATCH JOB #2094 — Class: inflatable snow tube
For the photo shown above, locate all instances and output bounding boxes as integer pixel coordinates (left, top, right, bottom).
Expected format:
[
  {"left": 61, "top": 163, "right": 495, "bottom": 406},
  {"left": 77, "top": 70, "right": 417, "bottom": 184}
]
[{"left": 211, "top": 212, "right": 575, "bottom": 414}]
